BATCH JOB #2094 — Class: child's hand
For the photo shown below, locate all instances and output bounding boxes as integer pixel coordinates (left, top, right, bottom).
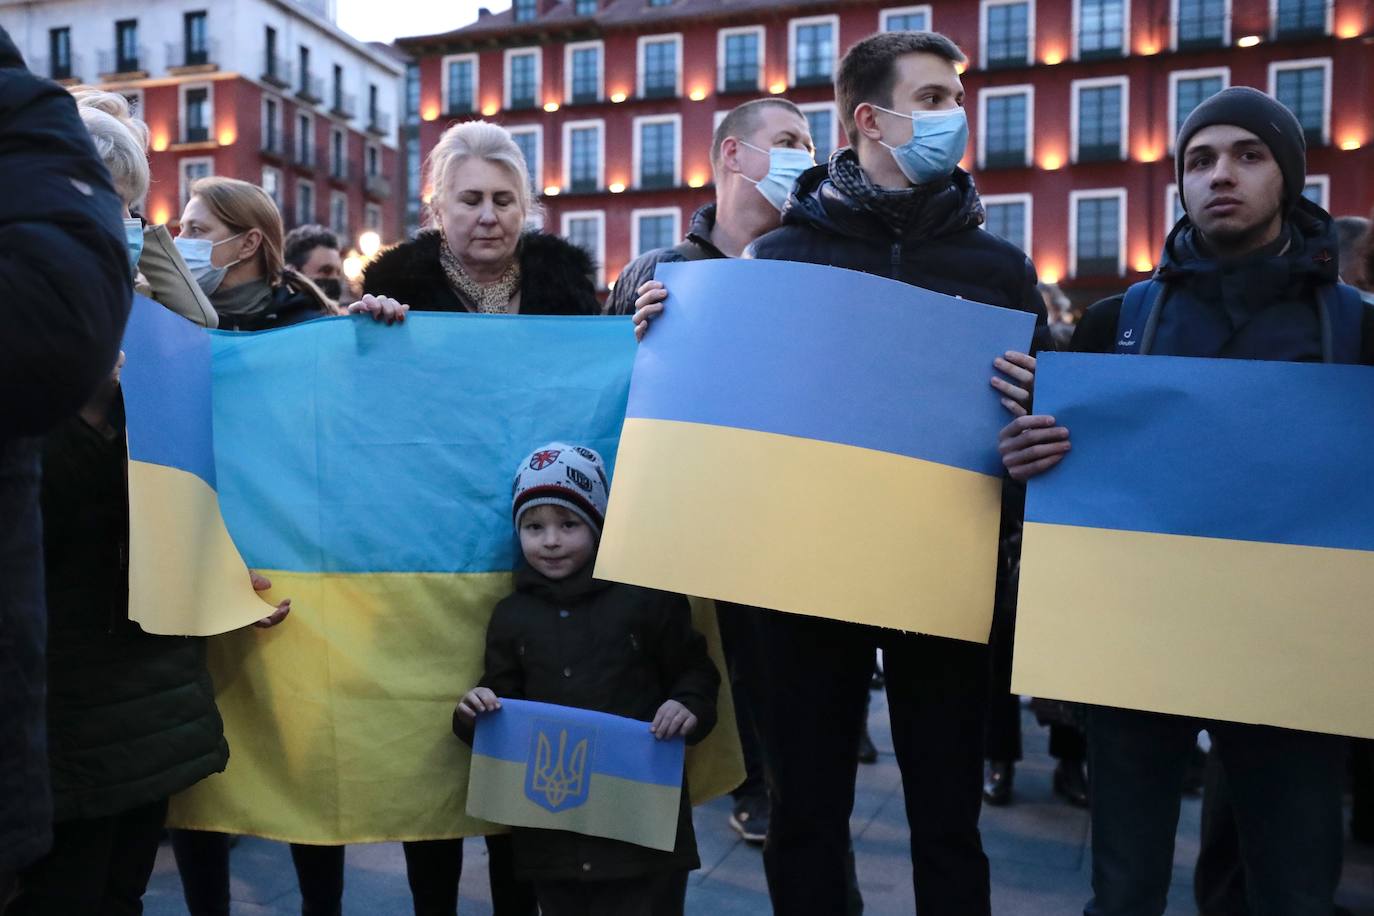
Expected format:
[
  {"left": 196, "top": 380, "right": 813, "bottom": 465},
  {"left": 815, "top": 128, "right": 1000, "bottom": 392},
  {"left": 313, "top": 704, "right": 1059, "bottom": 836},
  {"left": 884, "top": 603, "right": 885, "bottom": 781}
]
[
  {"left": 455, "top": 687, "right": 501, "bottom": 726},
  {"left": 650, "top": 699, "right": 697, "bottom": 740}
]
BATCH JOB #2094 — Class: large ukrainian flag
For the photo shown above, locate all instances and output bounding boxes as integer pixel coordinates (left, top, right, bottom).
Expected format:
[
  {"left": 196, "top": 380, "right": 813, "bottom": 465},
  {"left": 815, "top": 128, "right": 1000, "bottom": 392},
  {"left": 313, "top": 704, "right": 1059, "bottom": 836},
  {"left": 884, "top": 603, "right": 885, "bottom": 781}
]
[
  {"left": 1014, "top": 352, "right": 1374, "bottom": 739},
  {"left": 596, "top": 260, "right": 1037, "bottom": 642},
  {"left": 167, "top": 314, "right": 743, "bottom": 843}
]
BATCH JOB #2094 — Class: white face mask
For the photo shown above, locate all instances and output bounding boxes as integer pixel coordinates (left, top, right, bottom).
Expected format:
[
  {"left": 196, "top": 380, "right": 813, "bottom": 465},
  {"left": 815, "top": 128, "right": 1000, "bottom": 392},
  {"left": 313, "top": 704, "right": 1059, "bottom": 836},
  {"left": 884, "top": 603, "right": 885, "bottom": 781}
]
[
  {"left": 174, "top": 233, "right": 243, "bottom": 296},
  {"left": 738, "top": 141, "right": 816, "bottom": 212}
]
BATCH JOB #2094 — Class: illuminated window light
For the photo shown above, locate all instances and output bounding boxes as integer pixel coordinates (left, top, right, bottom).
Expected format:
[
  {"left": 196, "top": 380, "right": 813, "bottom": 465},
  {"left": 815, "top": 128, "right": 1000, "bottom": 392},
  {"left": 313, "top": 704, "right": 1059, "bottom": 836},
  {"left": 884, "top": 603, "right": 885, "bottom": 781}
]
[
  {"left": 1340, "top": 138, "right": 1363, "bottom": 151},
  {"left": 217, "top": 127, "right": 237, "bottom": 146},
  {"left": 342, "top": 255, "right": 364, "bottom": 282},
  {"left": 1136, "top": 148, "right": 1161, "bottom": 163},
  {"left": 1237, "top": 35, "right": 1262, "bottom": 47},
  {"left": 687, "top": 175, "right": 706, "bottom": 188},
  {"left": 151, "top": 131, "right": 170, "bottom": 152},
  {"left": 1043, "top": 50, "right": 1064, "bottom": 65},
  {"left": 1337, "top": 22, "right": 1361, "bottom": 39},
  {"left": 1133, "top": 258, "right": 1154, "bottom": 273},
  {"left": 482, "top": 102, "right": 500, "bottom": 116},
  {"left": 608, "top": 182, "right": 626, "bottom": 193},
  {"left": 689, "top": 88, "right": 707, "bottom": 102},
  {"left": 151, "top": 203, "right": 171, "bottom": 225},
  {"left": 421, "top": 104, "right": 440, "bottom": 122},
  {"left": 610, "top": 92, "right": 627, "bottom": 103},
  {"left": 1041, "top": 154, "right": 1064, "bottom": 171},
  {"left": 1039, "top": 268, "right": 1062, "bottom": 285},
  {"left": 358, "top": 231, "right": 382, "bottom": 258},
  {"left": 768, "top": 81, "right": 786, "bottom": 95},
  {"left": 544, "top": 101, "right": 560, "bottom": 112},
  {"left": 543, "top": 185, "right": 561, "bottom": 196}
]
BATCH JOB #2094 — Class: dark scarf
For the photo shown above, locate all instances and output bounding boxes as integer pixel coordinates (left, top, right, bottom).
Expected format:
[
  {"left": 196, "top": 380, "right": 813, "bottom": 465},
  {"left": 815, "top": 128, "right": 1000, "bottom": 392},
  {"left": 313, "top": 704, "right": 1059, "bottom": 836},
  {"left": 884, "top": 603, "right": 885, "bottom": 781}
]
[
  {"left": 210, "top": 279, "right": 275, "bottom": 322},
  {"left": 826, "top": 148, "right": 984, "bottom": 236}
]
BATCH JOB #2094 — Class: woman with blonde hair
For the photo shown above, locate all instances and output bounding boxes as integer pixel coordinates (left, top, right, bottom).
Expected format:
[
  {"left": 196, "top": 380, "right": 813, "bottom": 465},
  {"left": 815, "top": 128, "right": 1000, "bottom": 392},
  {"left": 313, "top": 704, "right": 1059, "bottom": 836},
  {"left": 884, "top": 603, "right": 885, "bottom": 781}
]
[{"left": 177, "top": 176, "right": 338, "bottom": 330}]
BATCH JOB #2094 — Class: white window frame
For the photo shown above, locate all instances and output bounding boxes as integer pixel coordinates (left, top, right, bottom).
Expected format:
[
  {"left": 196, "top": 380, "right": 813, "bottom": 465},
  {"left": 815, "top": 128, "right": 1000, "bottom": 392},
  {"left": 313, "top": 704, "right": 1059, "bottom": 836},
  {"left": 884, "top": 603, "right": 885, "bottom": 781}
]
[
  {"left": 880, "top": 4, "right": 934, "bottom": 31},
  {"left": 976, "top": 84, "right": 1035, "bottom": 169},
  {"left": 1070, "top": 75, "right": 1130, "bottom": 163},
  {"left": 262, "top": 165, "right": 284, "bottom": 209},
  {"left": 364, "top": 203, "right": 383, "bottom": 231},
  {"left": 296, "top": 110, "right": 315, "bottom": 165},
  {"left": 1303, "top": 174, "right": 1329, "bottom": 210},
  {"left": 716, "top": 25, "right": 766, "bottom": 93},
  {"left": 178, "top": 81, "right": 214, "bottom": 144},
  {"left": 503, "top": 47, "right": 542, "bottom": 110},
  {"left": 330, "top": 125, "right": 347, "bottom": 176},
  {"left": 713, "top": 110, "right": 730, "bottom": 133},
  {"left": 1267, "top": 57, "right": 1332, "bottom": 146},
  {"left": 630, "top": 206, "right": 682, "bottom": 258},
  {"left": 1167, "top": 67, "right": 1230, "bottom": 152},
  {"left": 1165, "top": 182, "right": 1184, "bottom": 236},
  {"left": 122, "top": 88, "right": 145, "bottom": 120},
  {"left": 1069, "top": 187, "right": 1128, "bottom": 278},
  {"left": 441, "top": 53, "right": 480, "bottom": 114},
  {"left": 508, "top": 124, "right": 544, "bottom": 187},
  {"left": 330, "top": 189, "right": 349, "bottom": 236},
  {"left": 981, "top": 192, "right": 1034, "bottom": 253},
  {"left": 636, "top": 33, "right": 683, "bottom": 99},
  {"left": 564, "top": 40, "right": 604, "bottom": 105},
  {"left": 787, "top": 15, "right": 840, "bottom": 89},
  {"left": 1169, "top": 0, "right": 1232, "bottom": 50},
  {"left": 562, "top": 118, "right": 606, "bottom": 192},
  {"left": 262, "top": 94, "right": 284, "bottom": 154},
  {"left": 178, "top": 155, "right": 214, "bottom": 208},
  {"left": 560, "top": 209, "right": 607, "bottom": 288},
  {"left": 980, "top": 0, "right": 1037, "bottom": 70},
  {"left": 632, "top": 113, "right": 682, "bottom": 189},
  {"left": 798, "top": 100, "right": 839, "bottom": 159},
  {"left": 1071, "top": 0, "right": 1131, "bottom": 61},
  {"left": 296, "top": 178, "right": 316, "bottom": 225},
  {"left": 1268, "top": 0, "right": 1333, "bottom": 39}
]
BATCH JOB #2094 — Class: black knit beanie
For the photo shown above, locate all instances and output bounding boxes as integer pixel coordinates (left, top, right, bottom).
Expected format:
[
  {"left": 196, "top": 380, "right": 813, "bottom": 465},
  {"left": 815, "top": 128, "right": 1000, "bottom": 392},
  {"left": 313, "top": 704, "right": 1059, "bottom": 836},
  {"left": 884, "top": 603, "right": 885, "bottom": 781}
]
[{"left": 1174, "top": 86, "right": 1307, "bottom": 213}]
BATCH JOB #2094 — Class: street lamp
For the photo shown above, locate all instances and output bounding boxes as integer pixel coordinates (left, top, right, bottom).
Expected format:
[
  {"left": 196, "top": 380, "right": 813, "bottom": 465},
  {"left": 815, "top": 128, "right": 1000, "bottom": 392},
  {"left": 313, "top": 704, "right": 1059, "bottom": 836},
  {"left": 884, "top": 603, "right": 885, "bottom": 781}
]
[{"left": 358, "top": 231, "right": 381, "bottom": 258}]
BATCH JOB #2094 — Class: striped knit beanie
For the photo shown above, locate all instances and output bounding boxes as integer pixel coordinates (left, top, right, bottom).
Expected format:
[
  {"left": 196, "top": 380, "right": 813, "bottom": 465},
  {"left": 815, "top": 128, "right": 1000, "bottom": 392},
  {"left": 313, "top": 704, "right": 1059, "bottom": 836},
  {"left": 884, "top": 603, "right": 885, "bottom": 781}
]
[{"left": 512, "top": 443, "right": 609, "bottom": 535}]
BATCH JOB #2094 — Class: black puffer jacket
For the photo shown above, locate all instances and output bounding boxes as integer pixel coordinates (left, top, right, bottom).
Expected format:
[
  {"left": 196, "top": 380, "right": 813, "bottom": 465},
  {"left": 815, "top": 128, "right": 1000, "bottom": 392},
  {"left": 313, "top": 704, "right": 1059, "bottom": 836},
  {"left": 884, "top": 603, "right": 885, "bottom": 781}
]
[
  {"left": 363, "top": 230, "right": 600, "bottom": 315},
  {"left": 605, "top": 204, "right": 724, "bottom": 316},
  {"left": 40, "top": 405, "right": 229, "bottom": 823},
  {"left": 455, "top": 564, "right": 719, "bottom": 882}
]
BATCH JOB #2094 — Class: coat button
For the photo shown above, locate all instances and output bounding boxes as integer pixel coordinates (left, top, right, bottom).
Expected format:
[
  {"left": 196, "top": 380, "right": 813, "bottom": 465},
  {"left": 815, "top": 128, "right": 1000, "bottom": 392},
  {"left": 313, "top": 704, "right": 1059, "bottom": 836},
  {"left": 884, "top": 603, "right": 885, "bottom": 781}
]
[
  {"left": 563, "top": 667, "right": 572, "bottom": 678},
  {"left": 581, "top": 862, "right": 592, "bottom": 872},
  {"left": 559, "top": 609, "right": 570, "bottom": 618}
]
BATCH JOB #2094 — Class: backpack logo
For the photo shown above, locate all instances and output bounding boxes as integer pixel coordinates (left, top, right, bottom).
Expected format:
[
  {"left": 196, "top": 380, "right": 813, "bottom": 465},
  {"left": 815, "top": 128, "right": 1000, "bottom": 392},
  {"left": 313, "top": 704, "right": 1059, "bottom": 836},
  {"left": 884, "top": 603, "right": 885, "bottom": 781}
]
[{"left": 526, "top": 720, "right": 593, "bottom": 812}]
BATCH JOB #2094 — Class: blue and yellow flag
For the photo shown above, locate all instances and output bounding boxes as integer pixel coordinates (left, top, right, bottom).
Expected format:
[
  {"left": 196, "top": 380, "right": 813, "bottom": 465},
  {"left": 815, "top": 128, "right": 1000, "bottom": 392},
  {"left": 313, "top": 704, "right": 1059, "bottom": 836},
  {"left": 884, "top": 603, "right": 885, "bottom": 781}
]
[
  {"left": 166, "top": 314, "right": 742, "bottom": 843},
  {"left": 120, "top": 294, "right": 268, "bottom": 635},
  {"left": 468, "top": 699, "right": 684, "bottom": 852},
  {"left": 1014, "top": 352, "right": 1374, "bottom": 738},
  {"left": 596, "top": 260, "right": 1036, "bottom": 642}
]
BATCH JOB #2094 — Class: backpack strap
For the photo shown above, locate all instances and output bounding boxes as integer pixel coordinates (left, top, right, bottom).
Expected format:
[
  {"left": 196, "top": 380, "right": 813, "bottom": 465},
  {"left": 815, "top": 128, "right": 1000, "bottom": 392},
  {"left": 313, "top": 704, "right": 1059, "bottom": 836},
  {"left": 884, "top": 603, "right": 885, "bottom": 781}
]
[
  {"left": 1113, "top": 278, "right": 1168, "bottom": 355},
  {"left": 1316, "top": 282, "right": 1364, "bottom": 364}
]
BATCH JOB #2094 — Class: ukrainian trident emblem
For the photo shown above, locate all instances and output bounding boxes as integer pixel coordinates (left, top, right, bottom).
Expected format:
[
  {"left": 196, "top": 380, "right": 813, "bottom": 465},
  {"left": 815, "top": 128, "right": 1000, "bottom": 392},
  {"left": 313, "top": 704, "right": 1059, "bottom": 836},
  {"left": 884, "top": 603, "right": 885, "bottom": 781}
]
[{"left": 525, "top": 719, "right": 594, "bottom": 812}]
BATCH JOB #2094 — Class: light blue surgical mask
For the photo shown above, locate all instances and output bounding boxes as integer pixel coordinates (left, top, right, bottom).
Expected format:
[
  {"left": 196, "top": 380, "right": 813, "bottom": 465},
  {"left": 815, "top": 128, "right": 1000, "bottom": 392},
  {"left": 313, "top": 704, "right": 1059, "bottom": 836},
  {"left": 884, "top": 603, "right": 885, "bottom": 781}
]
[
  {"left": 123, "top": 218, "right": 144, "bottom": 272},
  {"left": 873, "top": 105, "right": 969, "bottom": 185},
  {"left": 174, "top": 233, "right": 242, "bottom": 296},
  {"left": 739, "top": 141, "right": 815, "bottom": 212}
]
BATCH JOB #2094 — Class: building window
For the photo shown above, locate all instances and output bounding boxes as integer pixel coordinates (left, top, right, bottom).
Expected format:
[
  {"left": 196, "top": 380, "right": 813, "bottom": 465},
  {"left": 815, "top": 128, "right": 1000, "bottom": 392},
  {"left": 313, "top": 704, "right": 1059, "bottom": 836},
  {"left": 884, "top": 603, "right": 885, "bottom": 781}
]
[
  {"left": 366, "top": 144, "right": 380, "bottom": 178},
  {"left": 505, "top": 50, "right": 539, "bottom": 110},
  {"left": 635, "top": 115, "right": 680, "bottom": 189},
  {"left": 632, "top": 208, "right": 681, "bottom": 257},
  {"left": 719, "top": 27, "right": 763, "bottom": 94},
  {"left": 330, "top": 191, "right": 348, "bottom": 237},
  {"left": 179, "top": 157, "right": 212, "bottom": 209},
  {"left": 183, "top": 11, "right": 208, "bottom": 66},
  {"left": 297, "top": 113, "right": 314, "bottom": 167},
  {"left": 365, "top": 203, "right": 383, "bottom": 231},
  {"left": 574, "top": 0, "right": 597, "bottom": 14},
  {"left": 332, "top": 64, "right": 345, "bottom": 113},
  {"left": 567, "top": 42, "right": 603, "bottom": 105},
  {"left": 638, "top": 36, "right": 680, "bottom": 99},
  {"left": 331, "top": 128, "right": 347, "bottom": 178},
  {"left": 262, "top": 167, "right": 283, "bottom": 210},
  {"left": 649, "top": 0, "right": 673, "bottom": 6},
  {"left": 1165, "top": 183, "right": 1184, "bottom": 234},
  {"left": 405, "top": 61, "right": 421, "bottom": 124},
  {"left": 1169, "top": 69, "right": 1228, "bottom": 150},
  {"left": 1071, "top": 190, "right": 1125, "bottom": 277},
  {"left": 444, "top": 55, "right": 477, "bottom": 115},
  {"left": 264, "top": 26, "right": 280, "bottom": 82},
  {"left": 979, "top": 86, "right": 1032, "bottom": 169},
  {"left": 1073, "top": 77, "right": 1127, "bottom": 163},
  {"left": 263, "top": 96, "right": 282, "bottom": 154},
  {"left": 183, "top": 86, "right": 210, "bottom": 143},
  {"left": 983, "top": 1, "right": 1031, "bottom": 69},
  {"left": 1302, "top": 174, "right": 1328, "bottom": 210},
  {"left": 1274, "top": 0, "right": 1327, "bottom": 38},
  {"left": 561, "top": 211, "right": 605, "bottom": 287},
  {"left": 115, "top": 19, "right": 139, "bottom": 72},
  {"left": 1271, "top": 59, "right": 1330, "bottom": 146},
  {"left": 790, "top": 17, "right": 837, "bottom": 88},
  {"left": 509, "top": 127, "right": 542, "bottom": 189},
  {"left": 297, "top": 180, "right": 315, "bottom": 227},
  {"left": 983, "top": 194, "right": 1031, "bottom": 253},
  {"left": 1077, "top": 0, "right": 1125, "bottom": 59},
  {"left": 1175, "top": 0, "right": 1226, "bottom": 49},
  {"left": 49, "top": 27, "right": 72, "bottom": 80},
  {"left": 298, "top": 46, "right": 312, "bottom": 96},
  {"left": 513, "top": 0, "right": 537, "bottom": 22},
  {"left": 565, "top": 121, "right": 603, "bottom": 193},
  {"left": 881, "top": 5, "right": 932, "bottom": 31},
  {"left": 800, "top": 102, "right": 837, "bottom": 163}
]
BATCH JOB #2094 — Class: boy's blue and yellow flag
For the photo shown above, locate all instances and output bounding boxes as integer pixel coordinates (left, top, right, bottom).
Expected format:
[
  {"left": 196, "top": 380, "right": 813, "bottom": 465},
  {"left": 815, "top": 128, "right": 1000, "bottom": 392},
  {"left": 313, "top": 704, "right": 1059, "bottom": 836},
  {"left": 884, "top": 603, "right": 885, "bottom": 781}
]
[
  {"left": 1013, "top": 352, "right": 1374, "bottom": 739},
  {"left": 161, "top": 314, "right": 742, "bottom": 843},
  {"left": 468, "top": 699, "right": 684, "bottom": 852},
  {"left": 596, "top": 260, "right": 1036, "bottom": 642}
]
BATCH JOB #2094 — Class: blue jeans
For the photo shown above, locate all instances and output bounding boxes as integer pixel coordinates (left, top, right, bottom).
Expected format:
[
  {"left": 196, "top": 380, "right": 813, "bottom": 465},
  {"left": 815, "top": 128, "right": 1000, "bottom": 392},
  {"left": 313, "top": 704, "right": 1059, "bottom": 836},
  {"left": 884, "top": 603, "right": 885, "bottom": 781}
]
[{"left": 1085, "top": 706, "right": 1344, "bottom": 916}]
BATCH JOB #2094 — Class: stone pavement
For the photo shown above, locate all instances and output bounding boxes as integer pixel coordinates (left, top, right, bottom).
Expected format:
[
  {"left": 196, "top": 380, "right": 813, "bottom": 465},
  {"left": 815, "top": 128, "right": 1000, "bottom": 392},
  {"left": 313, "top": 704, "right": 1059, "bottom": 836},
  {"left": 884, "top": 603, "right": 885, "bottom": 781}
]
[{"left": 142, "top": 692, "right": 1374, "bottom": 915}]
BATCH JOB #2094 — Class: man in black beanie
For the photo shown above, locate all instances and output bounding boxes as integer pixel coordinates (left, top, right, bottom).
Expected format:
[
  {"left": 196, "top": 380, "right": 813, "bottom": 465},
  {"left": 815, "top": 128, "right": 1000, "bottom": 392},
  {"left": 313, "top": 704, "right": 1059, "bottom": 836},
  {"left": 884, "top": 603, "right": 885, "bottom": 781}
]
[{"left": 999, "top": 86, "right": 1374, "bottom": 915}]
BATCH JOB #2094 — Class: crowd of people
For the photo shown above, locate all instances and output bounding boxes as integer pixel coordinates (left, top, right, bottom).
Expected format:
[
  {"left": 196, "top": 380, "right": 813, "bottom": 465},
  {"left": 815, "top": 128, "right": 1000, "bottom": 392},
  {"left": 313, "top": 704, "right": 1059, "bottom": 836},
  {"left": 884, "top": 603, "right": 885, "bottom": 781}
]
[{"left": 3, "top": 18, "right": 1374, "bottom": 916}]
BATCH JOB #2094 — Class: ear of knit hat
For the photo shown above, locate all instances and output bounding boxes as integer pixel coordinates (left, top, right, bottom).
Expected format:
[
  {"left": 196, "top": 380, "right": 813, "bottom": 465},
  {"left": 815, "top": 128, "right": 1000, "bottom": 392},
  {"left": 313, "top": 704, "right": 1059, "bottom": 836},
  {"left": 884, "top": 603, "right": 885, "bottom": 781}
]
[
  {"left": 1174, "top": 86, "right": 1307, "bottom": 213},
  {"left": 512, "top": 443, "right": 610, "bottom": 534}
]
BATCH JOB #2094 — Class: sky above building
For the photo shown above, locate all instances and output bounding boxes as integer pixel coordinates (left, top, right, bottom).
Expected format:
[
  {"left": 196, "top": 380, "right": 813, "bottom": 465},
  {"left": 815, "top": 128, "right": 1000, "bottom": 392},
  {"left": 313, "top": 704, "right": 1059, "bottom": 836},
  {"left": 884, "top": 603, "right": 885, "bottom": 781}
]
[{"left": 335, "top": 0, "right": 507, "bottom": 42}]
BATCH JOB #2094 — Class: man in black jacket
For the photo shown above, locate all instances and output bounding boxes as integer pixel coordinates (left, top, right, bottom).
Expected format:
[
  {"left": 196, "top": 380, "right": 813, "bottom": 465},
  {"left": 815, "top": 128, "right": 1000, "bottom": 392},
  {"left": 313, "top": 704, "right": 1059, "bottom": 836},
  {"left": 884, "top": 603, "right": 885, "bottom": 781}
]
[
  {"left": 0, "top": 25, "right": 132, "bottom": 895},
  {"left": 1002, "top": 87, "right": 1373, "bottom": 916},
  {"left": 708, "top": 31, "right": 1044, "bottom": 916}
]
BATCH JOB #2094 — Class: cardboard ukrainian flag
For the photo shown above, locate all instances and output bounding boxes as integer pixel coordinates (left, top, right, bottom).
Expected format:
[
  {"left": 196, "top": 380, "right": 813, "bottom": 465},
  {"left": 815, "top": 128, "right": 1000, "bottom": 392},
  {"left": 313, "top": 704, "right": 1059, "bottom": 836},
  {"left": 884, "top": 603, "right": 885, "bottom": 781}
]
[
  {"left": 1014, "top": 352, "right": 1374, "bottom": 739},
  {"left": 596, "top": 260, "right": 1036, "bottom": 643},
  {"left": 468, "top": 699, "right": 684, "bottom": 852},
  {"left": 166, "top": 314, "right": 743, "bottom": 843},
  {"left": 120, "top": 294, "right": 269, "bottom": 636}
]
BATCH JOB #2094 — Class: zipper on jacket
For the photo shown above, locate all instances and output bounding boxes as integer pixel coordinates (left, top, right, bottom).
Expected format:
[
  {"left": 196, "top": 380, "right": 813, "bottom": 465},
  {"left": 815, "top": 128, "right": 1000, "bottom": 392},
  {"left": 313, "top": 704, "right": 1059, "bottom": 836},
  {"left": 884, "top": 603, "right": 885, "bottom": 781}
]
[{"left": 889, "top": 241, "right": 902, "bottom": 280}]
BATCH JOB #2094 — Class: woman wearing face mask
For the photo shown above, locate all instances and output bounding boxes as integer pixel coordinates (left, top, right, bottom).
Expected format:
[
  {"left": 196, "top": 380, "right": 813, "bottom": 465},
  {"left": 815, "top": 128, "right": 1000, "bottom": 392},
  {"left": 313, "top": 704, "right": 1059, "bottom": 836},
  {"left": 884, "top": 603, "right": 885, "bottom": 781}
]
[{"left": 176, "top": 177, "right": 339, "bottom": 331}]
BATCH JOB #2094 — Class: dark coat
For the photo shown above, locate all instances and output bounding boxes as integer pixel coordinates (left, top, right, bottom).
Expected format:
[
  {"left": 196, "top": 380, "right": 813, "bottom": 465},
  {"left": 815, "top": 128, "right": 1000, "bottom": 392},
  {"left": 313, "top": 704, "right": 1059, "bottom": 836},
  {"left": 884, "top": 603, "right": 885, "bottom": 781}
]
[
  {"left": 38, "top": 407, "right": 229, "bottom": 823},
  {"left": 211, "top": 281, "right": 329, "bottom": 332},
  {"left": 0, "top": 26, "right": 132, "bottom": 874},
  {"left": 455, "top": 565, "right": 719, "bottom": 882},
  {"left": 605, "top": 204, "right": 724, "bottom": 316},
  {"left": 363, "top": 229, "right": 600, "bottom": 315}
]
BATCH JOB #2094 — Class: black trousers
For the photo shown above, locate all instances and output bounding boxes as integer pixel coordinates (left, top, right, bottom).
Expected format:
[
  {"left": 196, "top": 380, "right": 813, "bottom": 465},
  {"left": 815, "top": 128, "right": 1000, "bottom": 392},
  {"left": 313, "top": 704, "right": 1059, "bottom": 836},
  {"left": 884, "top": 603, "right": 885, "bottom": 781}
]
[
  {"left": 532, "top": 869, "right": 688, "bottom": 916},
  {"left": 7, "top": 797, "right": 168, "bottom": 916},
  {"left": 714, "top": 601, "right": 767, "bottom": 801},
  {"left": 170, "top": 830, "right": 535, "bottom": 916},
  {"left": 737, "top": 606, "right": 991, "bottom": 916}
]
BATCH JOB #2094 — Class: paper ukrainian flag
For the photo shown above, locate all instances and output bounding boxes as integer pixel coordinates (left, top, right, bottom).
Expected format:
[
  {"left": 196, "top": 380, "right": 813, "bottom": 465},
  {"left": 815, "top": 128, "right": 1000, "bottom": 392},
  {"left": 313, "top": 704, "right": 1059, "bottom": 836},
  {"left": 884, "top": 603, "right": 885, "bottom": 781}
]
[
  {"left": 119, "top": 294, "right": 267, "bottom": 636},
  {"left": 1014, "top": 352, "right": 1374, "bottom": 739},
  {"left": 468, "top": 699, "right": 684, "bottom": 852},
  {"left": 596, "top": 260, "right": 1036, "bottom": 643}
]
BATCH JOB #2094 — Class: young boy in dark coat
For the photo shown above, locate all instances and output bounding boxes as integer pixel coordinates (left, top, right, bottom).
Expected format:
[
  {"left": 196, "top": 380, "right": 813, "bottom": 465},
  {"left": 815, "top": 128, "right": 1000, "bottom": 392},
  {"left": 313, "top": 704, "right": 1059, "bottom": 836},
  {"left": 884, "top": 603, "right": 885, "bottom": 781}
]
[{"left": 454, "top": 443, "right": 719, "bottom": 916}]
